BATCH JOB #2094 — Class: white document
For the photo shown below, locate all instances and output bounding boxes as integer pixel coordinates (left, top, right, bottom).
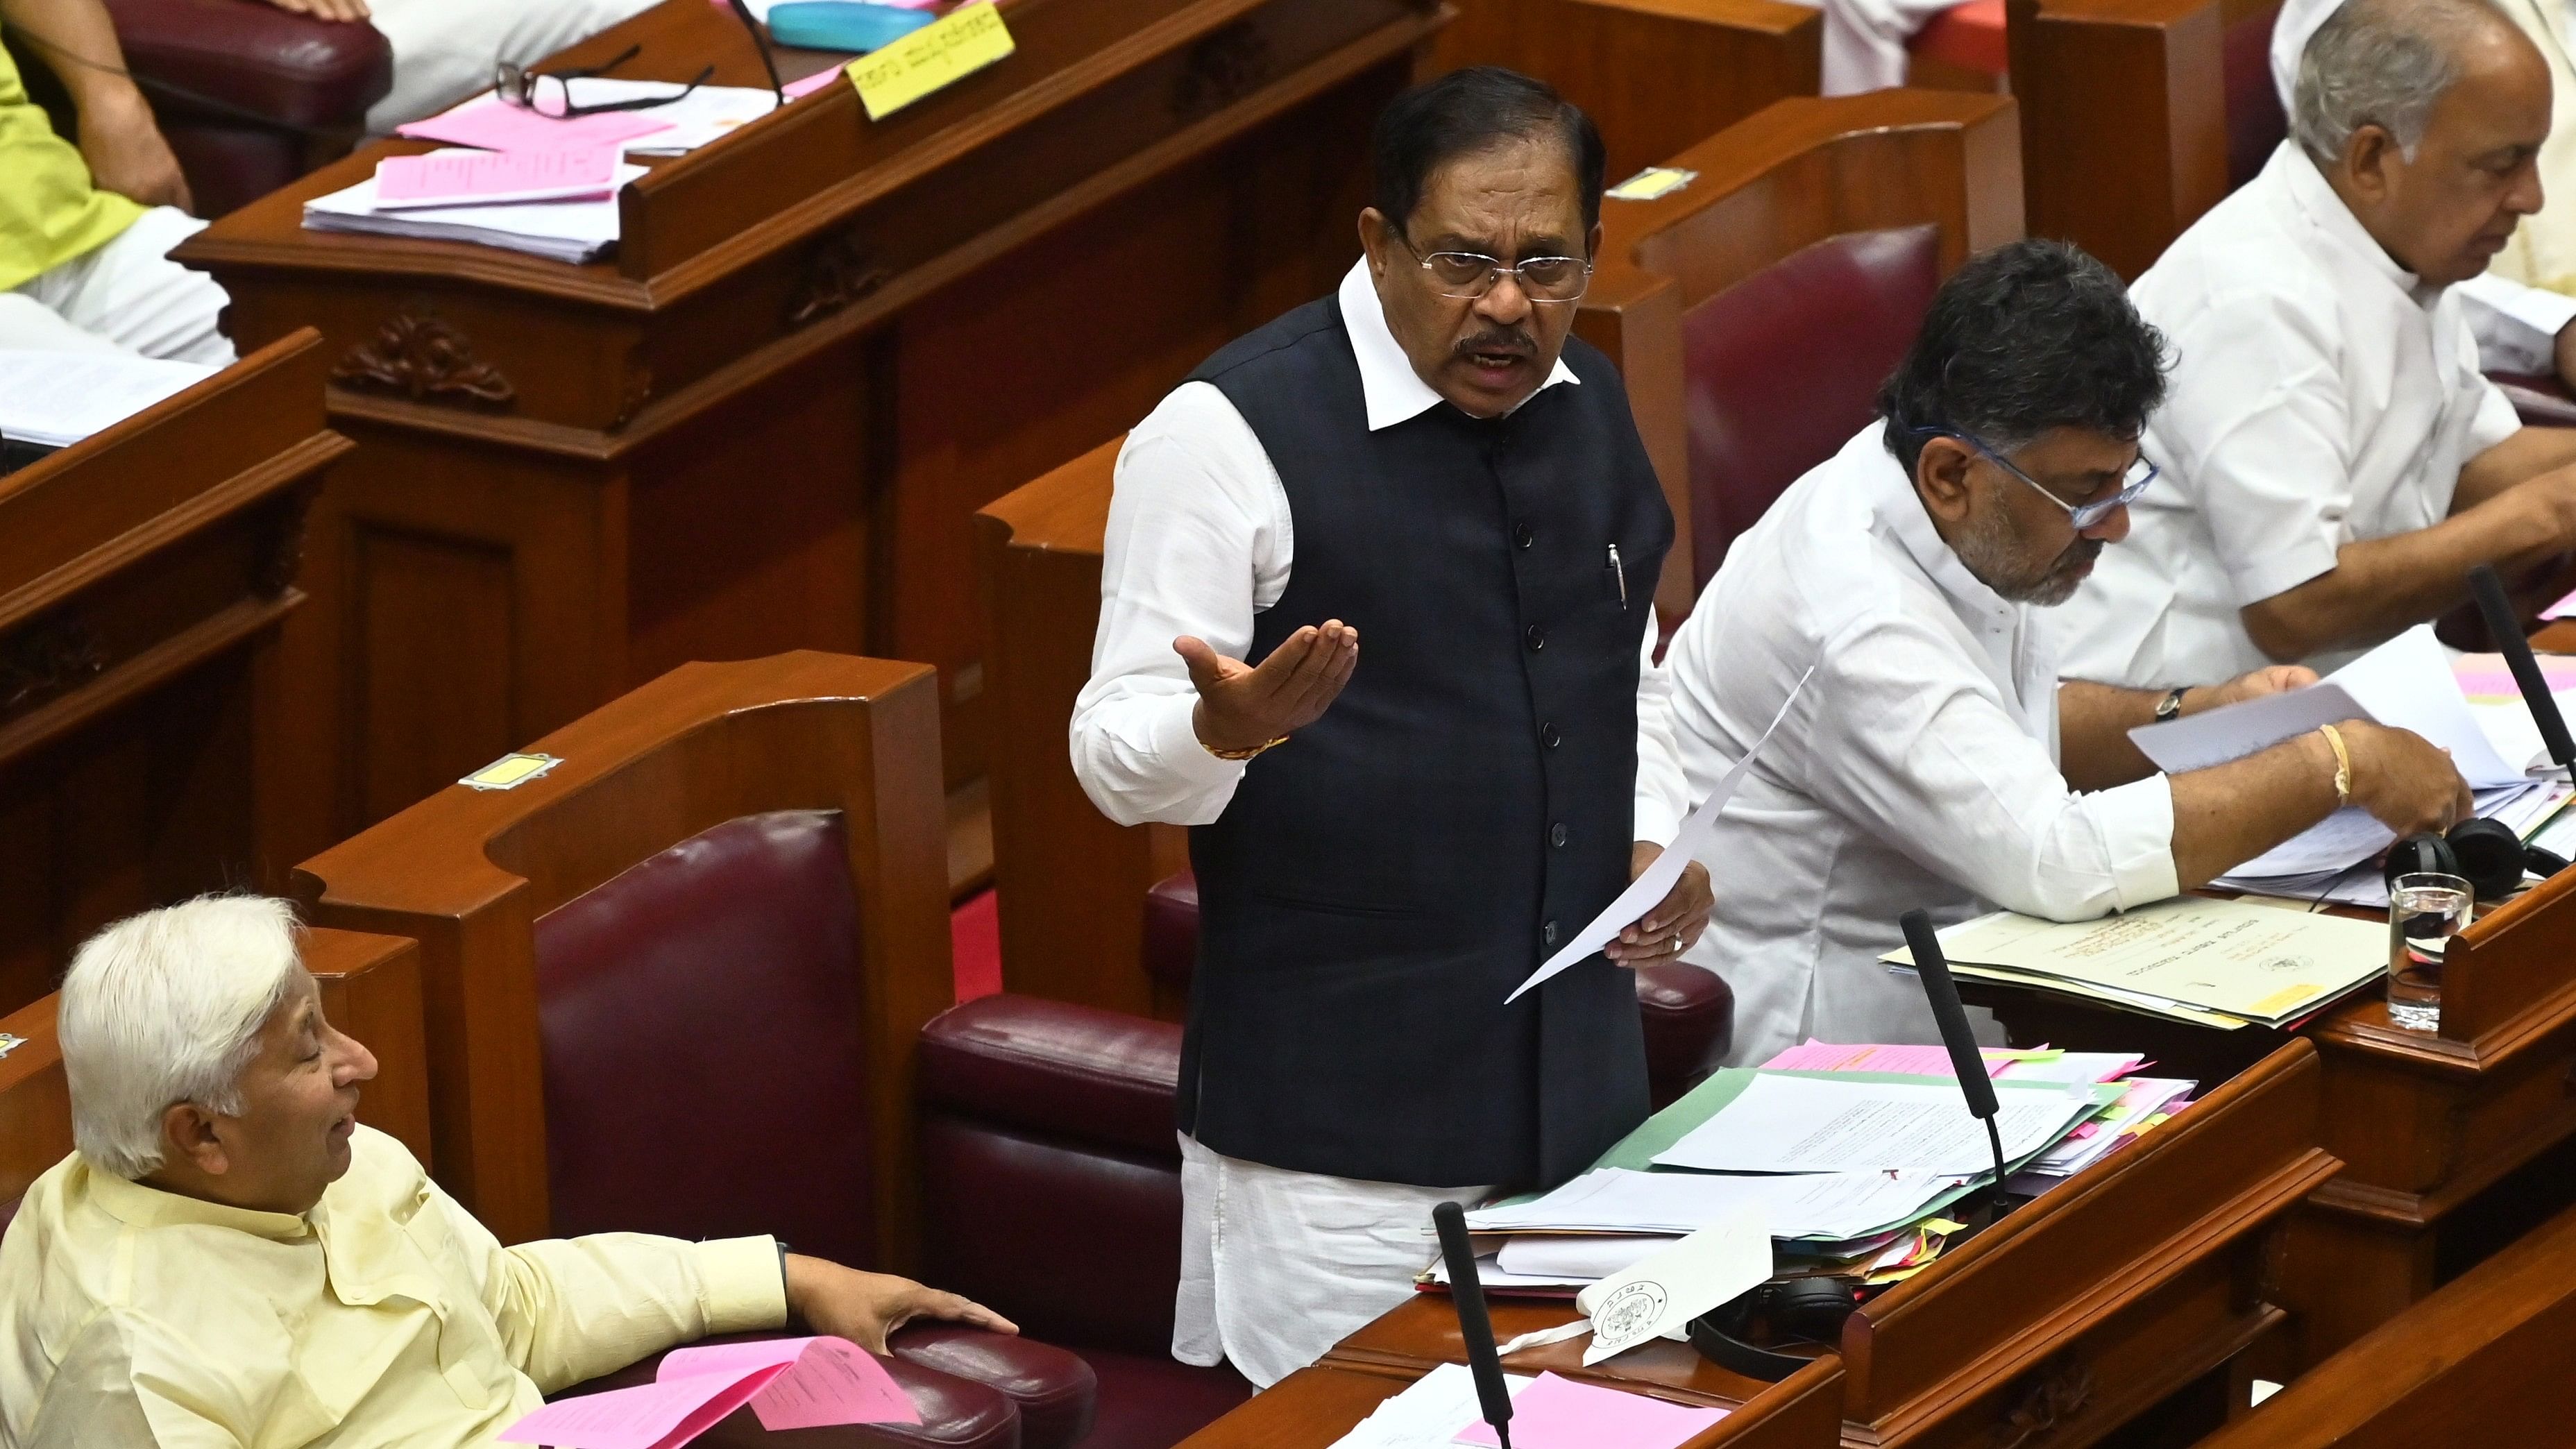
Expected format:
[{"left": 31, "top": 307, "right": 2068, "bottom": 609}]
[
  {"left": 1650, "top": 1074, "right": 2097, "bottom": 1175},
  {"left": 559, "top": 80, "right": 780, "bottom": 153},
  {"left": 303, "top": 161, "right": 646, "bottom": 264},
  {"left": 1464, "top": 1167, "right": 1964, "bottom": 1244},
  {"left": 1496, "top": 1233, "right": 1668, "bottom": 1281},
  {"left": 1573, "top": 1208, "right": 1772, "bottom": 1364},
  {"left": 1508, "top": 667, "right": 1815, "bottom": 1002},
  {"left": 0, "top": 350, "right": 214, "bottom": 447},
  {"left": 2128, "top": 625, "right": 2523, "bottom": 788},
  {"left": 1328, "top": 1363, "right": 1534, "bottom": 1449}
]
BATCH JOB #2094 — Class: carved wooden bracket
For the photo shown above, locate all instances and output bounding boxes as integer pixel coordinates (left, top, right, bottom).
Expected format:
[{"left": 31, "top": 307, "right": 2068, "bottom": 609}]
[
  {"left": 330, "top": 313, "right": 516, "bottom": 407},
  {"left": 1171, "top": 22, "right": 1275, "bottom": 123},
  {"left": 251, "top": 493, "right": 311, "bottom": 599},
  {"left": 1990, "top": 1357, "right": 2095, "bottom": 1449},
  {"left": 786, "top": 232, "right": 890, "bottom": 329},
  {"left": 0, "top": 613, "right": 107, "bottom": 713}
]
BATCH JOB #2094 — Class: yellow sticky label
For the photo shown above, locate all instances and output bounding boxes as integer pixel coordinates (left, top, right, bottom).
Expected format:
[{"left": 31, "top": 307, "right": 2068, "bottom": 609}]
[
  {"left": 845, "top": 4, "right": 1015, "bottom": 121},
  {"left": 1606, "top": 167, "right": 1697, "bottom": 202},
  {"left": 1922, "top": 1218, "right": 1967, "bottom": 1237},
  {"left": 2249, "top": 983, "right": 2323, "bottom": 1016},
  {"left": 459, "top": 753, "right": 559, "bottom": 790}
]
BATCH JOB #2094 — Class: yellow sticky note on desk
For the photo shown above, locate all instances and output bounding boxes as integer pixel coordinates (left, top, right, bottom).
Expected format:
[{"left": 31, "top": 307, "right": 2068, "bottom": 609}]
[{"left": 845, "top": 3, "right": 1015, "bottom": 121}]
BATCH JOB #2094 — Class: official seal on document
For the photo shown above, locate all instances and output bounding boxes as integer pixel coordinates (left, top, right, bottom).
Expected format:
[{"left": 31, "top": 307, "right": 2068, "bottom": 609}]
[
  {"left": 1594, "top": 1280, "right": 1667, "bottom": 1343},
  {"left": 2260, "top": 954, "right": 2313, "bottom": 974}
]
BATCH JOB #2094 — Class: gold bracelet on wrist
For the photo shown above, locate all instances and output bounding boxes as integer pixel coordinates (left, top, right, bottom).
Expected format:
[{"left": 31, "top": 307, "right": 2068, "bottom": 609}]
[
  {"left": 2319, "top": 723, "right": 2353, "bottom": 806},
  {"left": 1208, "top": 735, "right": 1289, "bottom": 762}
]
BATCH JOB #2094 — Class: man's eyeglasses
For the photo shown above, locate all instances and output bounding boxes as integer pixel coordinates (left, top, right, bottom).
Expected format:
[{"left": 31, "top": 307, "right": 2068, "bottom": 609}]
[
  {"left": 495, "top": 44, "right": 715, "bottom": 119},
  {"left": 1398, "top": 232, "right": 1593, "bottom": 303},
  {"left": 1913, "top": 425, "right": 2158, "bottom": 529}
]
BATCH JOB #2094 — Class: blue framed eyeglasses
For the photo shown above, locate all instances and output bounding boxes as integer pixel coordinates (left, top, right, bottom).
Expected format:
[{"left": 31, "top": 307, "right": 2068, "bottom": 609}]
[{"left": 1910, "top": 425, "right": 2158, "bottom": 529}]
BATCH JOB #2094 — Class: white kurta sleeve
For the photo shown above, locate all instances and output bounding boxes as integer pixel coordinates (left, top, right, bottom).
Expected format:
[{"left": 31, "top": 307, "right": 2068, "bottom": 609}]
[
  {"left": 2457, "top": 271, "right": 2576, "bottom": 376},
  {"left": 1069, "top": 382, "right": 1291, "bottom": 827},
  {"left": 1801, "top": 614, "right": 2180, "bottom": 921},
  {"left": 2155, "top": 290, "right": 2359, "bottom": 607},
  {"left": 1632, "top": 605, "right": 1687, "bottom": 847}
]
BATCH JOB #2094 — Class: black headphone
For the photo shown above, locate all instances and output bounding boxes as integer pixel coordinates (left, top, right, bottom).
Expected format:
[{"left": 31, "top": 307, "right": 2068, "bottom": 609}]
[
  {"left": 1686, "top": 1276, "right": 1859, "bottom": 1380},
  {"left": 2385, "top": 820, "right": 2570, "bottom": 901}
]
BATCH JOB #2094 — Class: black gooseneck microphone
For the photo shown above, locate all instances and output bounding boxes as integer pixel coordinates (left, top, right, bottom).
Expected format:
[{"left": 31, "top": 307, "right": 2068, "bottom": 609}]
[
  {"left": 1901, "top": 908, "right": 2009, "bottom": 1203},
  {"left": 2468, "top": 563, "right": 2576, "bottom": 777},
  {"left": 1433, "top": 1201, "right": 1514, "bottom": 1449}
]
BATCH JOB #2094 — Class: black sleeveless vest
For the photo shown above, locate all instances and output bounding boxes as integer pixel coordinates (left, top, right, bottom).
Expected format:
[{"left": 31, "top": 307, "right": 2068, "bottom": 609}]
[{"left": 1178, "top": 293, "right": 1674, "bottom": 1189}]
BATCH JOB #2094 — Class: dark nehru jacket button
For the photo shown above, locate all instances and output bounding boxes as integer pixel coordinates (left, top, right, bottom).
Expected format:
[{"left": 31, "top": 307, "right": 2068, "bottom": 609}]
[
  {"left": 1514, "top": 522, "right": 1534, "bottom": 549},
  {"left": 1543, "top": 920, "right": 1559, "bottom": 947},
  {"left": 1550, "top": 822, "right": 1568, "bottom": 847},
  {"left": 1541, "top": 722, "right": 1561, "bottom": 748},
  {"left": 1525, "top": 624, "right": 1545, "bottom": 652}
]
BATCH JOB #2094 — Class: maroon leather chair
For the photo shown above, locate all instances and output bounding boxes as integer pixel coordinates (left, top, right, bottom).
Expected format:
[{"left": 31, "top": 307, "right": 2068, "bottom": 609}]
[
  {"left": 918, "top": 995, "right": 1254, "bottom": 1449},
  {"left": 1139, "top": 870, "right": 1732, "bottom": 1109},
  {"left": 17, "top": 0, "right": 391, "bottom": 219}
]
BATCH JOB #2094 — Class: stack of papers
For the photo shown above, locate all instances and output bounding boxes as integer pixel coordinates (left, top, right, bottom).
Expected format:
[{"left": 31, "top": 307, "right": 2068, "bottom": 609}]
[
  {"left": 1882, "top": 898, "right": 2387, "bottom": 1029},
  {"left": 396, "top": 83, "right": 779, "bottom": 156},
  {"left": 0, "top": 350, "right": 214, "bottom": 448},
  {"left": 1647, "top": 1074, "right": 2108, "bottom": 1175},
  {"left": 304, "top": 153, "right": 647, "bottom": 262}
]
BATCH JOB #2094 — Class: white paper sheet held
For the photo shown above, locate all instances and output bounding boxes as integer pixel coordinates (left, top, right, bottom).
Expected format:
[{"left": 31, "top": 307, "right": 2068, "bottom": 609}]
[
  {"left": 1507, "top": 666, "right": 1815, "bottom": 1003},
  {"left": 1649, "top": 1074, "right": 2098, "bottom": 1175}
]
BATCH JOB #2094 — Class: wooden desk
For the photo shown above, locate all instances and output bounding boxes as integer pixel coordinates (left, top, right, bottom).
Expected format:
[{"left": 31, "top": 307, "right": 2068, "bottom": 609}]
[
  {"left": 2191, "top": 1194, "right": 2576, "bottom": 1448},
  {"left": 978, "top": 91, "right": 2019, "bottom": 1016},
  {"left": 1179, "top": 1357, "right": 1849, "bottom": 1448},
  {"left": 1964, "top": 867, "right": 2576, "bottom": 1365},
  {"left": 0, "top": 924, "right": 436, "bottom": 1199},
  {"left": 178, "top": 0, "right": 1445, "bottom": 863},
  {"left": 1325, "top": 1043, "right": 2335, "bottom": 1446},
  {"left": 1432, "top": 0, "right": 1822, "bottom": 181},
  {"left": 0, "top": 331, "right": 347, "bottom": 1016}
]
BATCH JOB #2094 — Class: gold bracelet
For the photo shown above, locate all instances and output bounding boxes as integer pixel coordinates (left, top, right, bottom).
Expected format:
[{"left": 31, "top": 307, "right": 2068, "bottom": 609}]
[
  {"left": 1208, "top": 735, "right": 1289, "bottom": 762},
  {"left": 2319, "top": 723, "right": 2353, "bottom": 806}
]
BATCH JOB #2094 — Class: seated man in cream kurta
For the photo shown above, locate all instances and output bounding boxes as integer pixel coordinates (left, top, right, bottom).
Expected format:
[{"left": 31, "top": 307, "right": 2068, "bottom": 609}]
[{"left": 0, "top": 896, "right": 1011, "bottom": 1447}]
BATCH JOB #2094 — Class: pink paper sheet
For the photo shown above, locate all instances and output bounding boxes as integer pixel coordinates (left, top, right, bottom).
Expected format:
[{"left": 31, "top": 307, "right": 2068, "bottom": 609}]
[
  {"left": 396, "top": 99, "right": 673, "bottom": 153},
  {"left": 782, "top": 67, "right": 847, "bottom": 99},
  {"left": 1759, "top": 1041, "right": 2008, "bottom": 1077},
  {"left": 1452, "top": 1373, "right": 1728, "bottom": 1449},
  {"left": 2545, "top": 588, "right": 2576, "bottom": 621},
  {"left": 498, "top": 1336, "right": 917, "bottom": 1449},
  {"left": 375, "top": 146, "right": 620, "bottom": 205}
]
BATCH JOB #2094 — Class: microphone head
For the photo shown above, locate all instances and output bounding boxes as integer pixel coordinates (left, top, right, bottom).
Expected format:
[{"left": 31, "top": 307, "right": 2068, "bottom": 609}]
[{"left": 1901, "top": 909, "right": 2000, "bottom": 1121}]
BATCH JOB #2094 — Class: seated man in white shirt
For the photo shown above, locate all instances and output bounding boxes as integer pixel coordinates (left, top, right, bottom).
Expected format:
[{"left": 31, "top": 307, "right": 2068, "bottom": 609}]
[
  {"left": 252, "top": 0, "right": 666, "bottom": 133},
  {"left": 2060, "top": 0, "right": 2576, "bottom": 688},
  {"left": 1663, "top": 239, "right": 2471, "bottom": 1065},
  {"left": 0, "top": 895, "right": 1015, "bottom": 1446}
]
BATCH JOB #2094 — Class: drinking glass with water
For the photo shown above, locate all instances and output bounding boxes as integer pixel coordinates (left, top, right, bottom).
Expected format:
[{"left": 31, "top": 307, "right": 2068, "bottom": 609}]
[{"left": 2388, "top": 872, "right": 2473, "bottom": 1033}]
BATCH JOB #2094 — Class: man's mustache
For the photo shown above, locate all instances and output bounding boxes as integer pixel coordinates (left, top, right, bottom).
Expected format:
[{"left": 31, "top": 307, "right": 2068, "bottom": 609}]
[
  {"left": 1455, "top": 329, "right": 1535, "bottom": 357},
  {"left": 2052, "top": 536, "right": 2105, "bottom": 575}
]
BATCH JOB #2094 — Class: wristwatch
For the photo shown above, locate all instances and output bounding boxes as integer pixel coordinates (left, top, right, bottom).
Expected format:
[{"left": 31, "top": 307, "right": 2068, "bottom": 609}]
[{"left": 2152, "top": 686, "right": 2189, "bottom": 722}]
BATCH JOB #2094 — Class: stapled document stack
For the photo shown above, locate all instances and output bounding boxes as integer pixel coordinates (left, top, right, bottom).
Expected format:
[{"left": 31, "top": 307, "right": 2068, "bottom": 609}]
[{"left": 303, "top": 153, "right": 647, "bottom": 263}]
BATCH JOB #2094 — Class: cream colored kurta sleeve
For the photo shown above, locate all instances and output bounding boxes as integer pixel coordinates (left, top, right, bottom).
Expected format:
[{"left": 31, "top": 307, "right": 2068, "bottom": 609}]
[{"left": 446, "top": 1180, "right": 788, "bottom": 1394}]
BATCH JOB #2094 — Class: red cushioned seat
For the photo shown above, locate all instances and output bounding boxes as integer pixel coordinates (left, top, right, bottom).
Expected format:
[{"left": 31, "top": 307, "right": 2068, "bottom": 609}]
[{"left": 1909, "top": 0, "right": 2007, "bottom": 77}]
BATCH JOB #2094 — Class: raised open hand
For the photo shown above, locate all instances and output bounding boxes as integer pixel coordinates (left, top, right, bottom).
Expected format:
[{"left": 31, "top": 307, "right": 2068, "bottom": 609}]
[{"left": 1175, "top": 620, "right": 1358, "bottom": 754}]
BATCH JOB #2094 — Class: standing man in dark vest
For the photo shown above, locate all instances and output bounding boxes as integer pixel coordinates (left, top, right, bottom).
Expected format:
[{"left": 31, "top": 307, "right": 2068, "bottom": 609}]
[{"left": 1070, "top": 67, "right": 1711, "bottom": 1387}]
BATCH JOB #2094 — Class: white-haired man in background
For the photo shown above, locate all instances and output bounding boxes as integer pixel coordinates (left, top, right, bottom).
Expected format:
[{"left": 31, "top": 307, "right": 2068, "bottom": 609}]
[
  {"left": 2060, "top": 0, "right": 2576, "bottom": 688},
  {"left": 0, "top": 896, "right": 1011, "bottom": 1447}
]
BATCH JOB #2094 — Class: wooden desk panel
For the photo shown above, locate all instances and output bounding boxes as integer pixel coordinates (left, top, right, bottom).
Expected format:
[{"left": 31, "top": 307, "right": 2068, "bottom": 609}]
[
  {"left": 2192, "top": 1194, "right": 2576, "bottom": 1449},
  {"left": 1967, "top": 866, "right": 2576, "bottom": 1364},
  {"left": 180, "top": 0, "right": 1443, "bottom": 853},
  {"left": 1326, "top": 1043, "right": 2335, "bottom": 1448},
  {"left": 0, "top": 332, "right": 347, "bottom": 1015},
  {"left": 0, "top": 924, "right": 434, "bottom": 1196}
]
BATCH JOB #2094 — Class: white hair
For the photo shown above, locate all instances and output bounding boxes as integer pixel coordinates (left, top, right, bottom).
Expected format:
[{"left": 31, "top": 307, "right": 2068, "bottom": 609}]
[
  {"left": 2291, "top": 0, "right": 2503, "bottom": 165},
  {"left": 57, "top": 896, "right": 301, "bottom": 1180}
]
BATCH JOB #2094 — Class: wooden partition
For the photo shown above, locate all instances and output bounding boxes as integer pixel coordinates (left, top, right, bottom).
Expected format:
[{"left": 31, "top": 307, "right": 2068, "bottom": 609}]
[
  {"left": 1182, "top": 1355, "right": 1847, "bottom": 1448},
  {"left": 0, "top": 331, "right": 348, "bottom": 1018},
  {"left": 1432, "top": 0, "right": 1823, "bottom": 181},
  {"left": 1967, "top": 866, "right": 2576, "bottom": 1364},
  {"left": 2192, "top": 1194, "right": 2576, "bottom": 1449},
  {"left": 178, "top": 0, "right": 1448, "bottom": 861},
  {"left": 291, "top": 652, "right": 949, "bottom": 1255},
  {"left": 1323, "top": 1042, "right": 2337, "bottom": 1445},
  {"left": 0, "top": 925, "right": 435, "bottom": 1206},
  {"left": 979, "top": 90, "right": 2020, "bottom": 1015}
]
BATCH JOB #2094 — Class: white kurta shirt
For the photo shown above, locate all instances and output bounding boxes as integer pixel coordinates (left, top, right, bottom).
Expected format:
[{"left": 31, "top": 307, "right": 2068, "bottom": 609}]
[
  {"left": 1664, "top": 424, "right": 2178, "bottom": 1068},
  {"left": 2058, "top": 142, "right": 2523, "bottom": 688},
  {"left": 1070, "top": 258, "right": 1689, "bottom": 845}
]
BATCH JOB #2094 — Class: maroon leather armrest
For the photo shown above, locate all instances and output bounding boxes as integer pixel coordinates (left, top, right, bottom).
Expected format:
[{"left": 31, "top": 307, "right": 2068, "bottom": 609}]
[
  {"left": 99, "top": 0, "right": 391, "bottom": 127},
  {"left": 1635, "top": 961, "right": 1731, "bottom": 1107},
  {"left": 917, "top": 994, "right": 1180, "bottom": 1159},
  {"left": 1140, "top": 871, "right": 1199, "bottom": 994},
  {"left": 2491, "top": 371, "right": 2576, "bottom": 430}
]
